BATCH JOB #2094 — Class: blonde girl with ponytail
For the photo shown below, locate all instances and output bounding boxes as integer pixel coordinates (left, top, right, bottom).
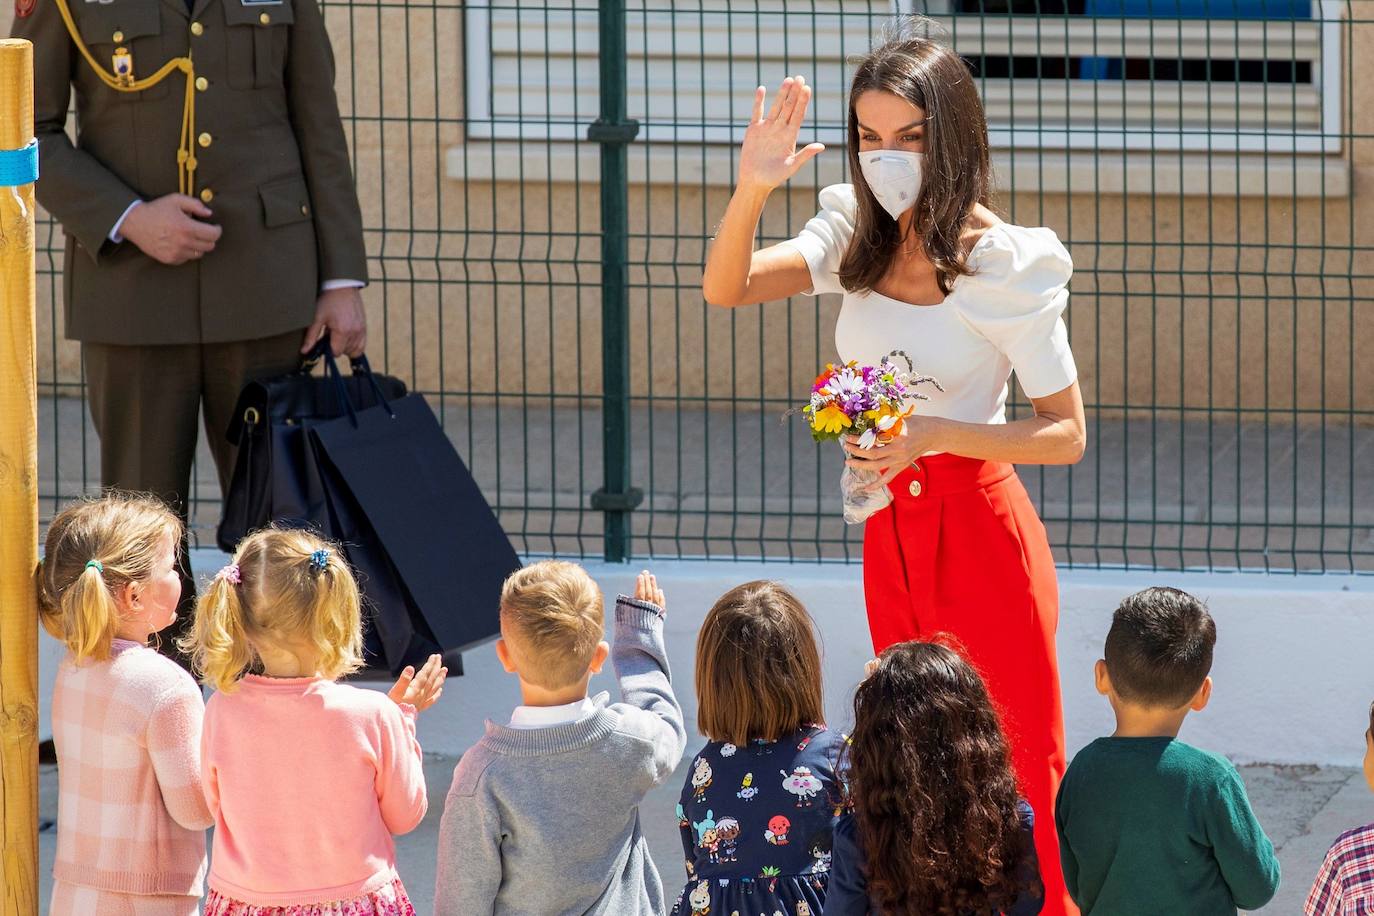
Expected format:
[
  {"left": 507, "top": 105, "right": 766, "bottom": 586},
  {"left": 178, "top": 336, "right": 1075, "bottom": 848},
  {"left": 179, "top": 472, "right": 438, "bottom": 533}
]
[
  {"left": 38, "top": 493, "right": 214, "bottom": 916},
  {"left": 184, "top": 526, "right": 446, "bottom": 916}
]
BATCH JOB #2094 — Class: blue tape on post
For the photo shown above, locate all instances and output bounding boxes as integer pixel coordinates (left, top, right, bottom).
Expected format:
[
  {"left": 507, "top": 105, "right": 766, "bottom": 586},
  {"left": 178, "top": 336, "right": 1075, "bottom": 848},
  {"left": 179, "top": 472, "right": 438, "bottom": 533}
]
[{"left": 0, "top": 138, "right": 39, "bottom": 188}]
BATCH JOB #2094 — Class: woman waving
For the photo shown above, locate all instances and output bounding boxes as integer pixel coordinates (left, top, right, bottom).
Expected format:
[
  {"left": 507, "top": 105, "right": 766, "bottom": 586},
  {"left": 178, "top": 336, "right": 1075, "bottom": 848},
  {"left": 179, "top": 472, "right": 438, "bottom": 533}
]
[{"left": 703, "top": 33, "right": 1086, "bottom": 916}]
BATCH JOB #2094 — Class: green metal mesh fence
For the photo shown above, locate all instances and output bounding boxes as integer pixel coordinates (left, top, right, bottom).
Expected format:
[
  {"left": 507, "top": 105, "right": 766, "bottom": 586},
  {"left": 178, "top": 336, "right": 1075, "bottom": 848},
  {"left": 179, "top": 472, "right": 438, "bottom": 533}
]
[{"left": 33, "top": 0, "right": 1374, "bottom": 571}]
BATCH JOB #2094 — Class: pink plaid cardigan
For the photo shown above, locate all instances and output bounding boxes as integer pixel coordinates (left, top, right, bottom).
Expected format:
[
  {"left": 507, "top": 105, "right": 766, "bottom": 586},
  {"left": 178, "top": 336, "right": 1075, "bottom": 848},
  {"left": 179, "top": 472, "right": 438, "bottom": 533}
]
[{"left": 51, "top": 639, "right": 213, "bottom": 897}]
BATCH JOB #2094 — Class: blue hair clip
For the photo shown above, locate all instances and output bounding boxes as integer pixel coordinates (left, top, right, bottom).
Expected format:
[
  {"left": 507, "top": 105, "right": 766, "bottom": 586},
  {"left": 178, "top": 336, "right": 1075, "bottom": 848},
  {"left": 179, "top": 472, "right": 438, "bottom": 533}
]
[{"left": 309, "top": 549, "right": 330, "bottom": 573}]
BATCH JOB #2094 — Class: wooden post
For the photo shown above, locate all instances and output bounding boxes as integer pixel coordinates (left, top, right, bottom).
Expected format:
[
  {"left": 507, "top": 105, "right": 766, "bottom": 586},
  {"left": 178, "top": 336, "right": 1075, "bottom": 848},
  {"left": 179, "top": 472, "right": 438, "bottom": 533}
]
[{"left": 0, "top": 37, "right": 40, "bottom": 916}]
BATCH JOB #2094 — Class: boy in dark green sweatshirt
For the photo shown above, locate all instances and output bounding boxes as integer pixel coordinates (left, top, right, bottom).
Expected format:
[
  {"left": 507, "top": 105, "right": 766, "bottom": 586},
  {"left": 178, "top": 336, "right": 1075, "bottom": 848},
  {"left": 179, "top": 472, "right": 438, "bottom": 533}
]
[{"left": 1055, "top": 587, "right": 1280, "bottom": 915}]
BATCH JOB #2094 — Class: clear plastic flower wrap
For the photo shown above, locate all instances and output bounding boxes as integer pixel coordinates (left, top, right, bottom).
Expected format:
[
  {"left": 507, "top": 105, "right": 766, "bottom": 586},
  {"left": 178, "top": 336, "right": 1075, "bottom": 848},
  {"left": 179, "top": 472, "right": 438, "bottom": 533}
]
[
  {"left": 789, "top": 351, "right": 942, "bottom": 526},
  {"left": 840, "top": 462, "right": 892, "bottom": 525}
]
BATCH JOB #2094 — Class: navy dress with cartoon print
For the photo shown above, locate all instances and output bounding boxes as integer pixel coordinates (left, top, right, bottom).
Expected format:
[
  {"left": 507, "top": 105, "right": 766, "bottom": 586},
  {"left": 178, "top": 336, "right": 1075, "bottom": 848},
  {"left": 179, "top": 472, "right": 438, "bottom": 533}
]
[{"left": 671, "top": 725, "right": 846, "bottom": 916}]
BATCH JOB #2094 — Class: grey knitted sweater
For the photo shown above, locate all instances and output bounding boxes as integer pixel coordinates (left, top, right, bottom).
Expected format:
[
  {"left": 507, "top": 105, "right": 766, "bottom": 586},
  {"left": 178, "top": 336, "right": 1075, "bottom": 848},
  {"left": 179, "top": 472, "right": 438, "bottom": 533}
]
[{"left": 434, "top": 597, "right": 687, "bottom": 916}]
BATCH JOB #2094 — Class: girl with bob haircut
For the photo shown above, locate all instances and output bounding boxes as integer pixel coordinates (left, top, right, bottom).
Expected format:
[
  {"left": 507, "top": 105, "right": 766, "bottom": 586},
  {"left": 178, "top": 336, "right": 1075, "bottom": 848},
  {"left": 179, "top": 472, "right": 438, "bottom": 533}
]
[
  {"left": 670, "top": 580, "right": 846, "bottom": 916},
  {"left": 702, "top": 25, "right": 1085, "bottom": 913},
  {"left": 827, "top": 640, "right": 1043, "bottom": 916},
  {"left": 184, "top": 526, "right": 447, "bottom": 916},
  {"left": 39, "top": 493, "right": 213, "bottom": 915}
]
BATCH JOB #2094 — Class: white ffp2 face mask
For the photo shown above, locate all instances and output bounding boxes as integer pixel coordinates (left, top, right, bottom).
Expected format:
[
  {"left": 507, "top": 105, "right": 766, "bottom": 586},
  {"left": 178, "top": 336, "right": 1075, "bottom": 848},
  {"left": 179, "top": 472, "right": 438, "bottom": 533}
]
[{"left": 859, "top": 150, "right": 924, "bottom": 221}]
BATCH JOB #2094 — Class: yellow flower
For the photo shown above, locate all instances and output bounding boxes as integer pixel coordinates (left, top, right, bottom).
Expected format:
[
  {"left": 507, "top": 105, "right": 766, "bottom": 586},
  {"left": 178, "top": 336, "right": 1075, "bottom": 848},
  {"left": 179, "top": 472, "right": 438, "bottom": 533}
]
[{"left": 812, "top": 404, "right": 853, "bottom": 435}]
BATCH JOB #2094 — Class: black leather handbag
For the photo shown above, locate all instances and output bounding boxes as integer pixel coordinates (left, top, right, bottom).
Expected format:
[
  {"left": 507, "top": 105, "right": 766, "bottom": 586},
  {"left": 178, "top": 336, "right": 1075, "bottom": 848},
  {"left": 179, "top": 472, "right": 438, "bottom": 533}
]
[
  {"left": 218, "top": 341, "right": 406, "bottom": 554},
  {"left": 218, "top": 339, "right": 517, "bottom": 675}
]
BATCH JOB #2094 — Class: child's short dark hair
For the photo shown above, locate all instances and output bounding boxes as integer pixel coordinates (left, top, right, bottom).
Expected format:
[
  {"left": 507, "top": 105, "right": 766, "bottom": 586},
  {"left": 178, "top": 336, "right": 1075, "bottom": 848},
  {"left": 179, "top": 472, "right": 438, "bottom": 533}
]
[{"left": 1104, "top": 587, "right": 1216, "bottom": 709}]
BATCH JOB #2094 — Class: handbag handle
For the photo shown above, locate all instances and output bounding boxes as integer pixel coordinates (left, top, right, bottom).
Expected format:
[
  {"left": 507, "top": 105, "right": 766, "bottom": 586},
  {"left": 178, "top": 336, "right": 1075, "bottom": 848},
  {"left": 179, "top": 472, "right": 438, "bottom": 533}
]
[{"left": 308, "top": 334, "right": 360, "bottom": 427}]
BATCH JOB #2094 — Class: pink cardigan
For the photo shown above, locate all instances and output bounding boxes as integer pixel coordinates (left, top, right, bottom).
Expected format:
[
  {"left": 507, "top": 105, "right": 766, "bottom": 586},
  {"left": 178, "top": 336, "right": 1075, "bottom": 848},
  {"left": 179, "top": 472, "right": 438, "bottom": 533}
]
[
  {"left": 50, "top": 639, "right": 213, "bottom": 897},
  {"left": 202, "top": 675, "right": 427, "bottom": 906}
]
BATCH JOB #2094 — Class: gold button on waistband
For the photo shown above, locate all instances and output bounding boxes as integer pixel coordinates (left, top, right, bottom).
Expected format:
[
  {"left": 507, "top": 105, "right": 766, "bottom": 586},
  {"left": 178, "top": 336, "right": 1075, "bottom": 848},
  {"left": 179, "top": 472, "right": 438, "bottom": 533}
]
[
  {"left": 112, "top": 29, "right": 124, "bottom": 42},
  {"left": 258, "top": 11, "right": 270, "bottom": 23},
  {"left": 195, "top": 76, "right": 208, "bottom": 91},
  {"left": 197, "top": 132, "right": 212, "bottom": 148},
  {"left": 300, "top": 204, "right": 310, "bottom": 216},
  {"left": 199, "top": 188, "right": 214, "bottom": 203},
  {"left": 908, "top": 479, "right": 923, "bottom": 498},
  {"left": 190, "top": 21, "right": 204, "bottom": 35}
]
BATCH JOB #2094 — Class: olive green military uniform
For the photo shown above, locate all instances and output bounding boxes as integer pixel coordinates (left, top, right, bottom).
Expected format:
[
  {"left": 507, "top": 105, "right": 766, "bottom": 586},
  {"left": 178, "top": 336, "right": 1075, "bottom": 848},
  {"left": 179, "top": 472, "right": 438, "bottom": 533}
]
[{"left": 12, "top": 0, "right": 367, "bottom": 648}]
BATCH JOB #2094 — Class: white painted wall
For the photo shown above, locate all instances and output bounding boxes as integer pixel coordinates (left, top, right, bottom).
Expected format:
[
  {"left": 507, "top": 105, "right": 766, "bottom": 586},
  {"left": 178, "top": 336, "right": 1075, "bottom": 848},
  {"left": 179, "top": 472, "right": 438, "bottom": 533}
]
[{"left": 37, "top": 557, "right": 1373, "bottom": 768}]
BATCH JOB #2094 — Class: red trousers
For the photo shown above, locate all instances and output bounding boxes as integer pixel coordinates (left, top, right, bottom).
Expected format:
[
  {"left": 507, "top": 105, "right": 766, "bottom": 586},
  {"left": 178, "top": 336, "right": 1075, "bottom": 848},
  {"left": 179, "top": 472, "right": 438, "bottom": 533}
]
[{"left": 863, "top": 455, "right": 1076, "bottom": 916}]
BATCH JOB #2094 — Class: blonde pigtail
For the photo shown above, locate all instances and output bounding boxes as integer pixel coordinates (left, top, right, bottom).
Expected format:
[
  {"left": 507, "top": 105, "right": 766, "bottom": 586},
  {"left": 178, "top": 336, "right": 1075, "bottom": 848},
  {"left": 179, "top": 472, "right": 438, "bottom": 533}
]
[
  {"left": 309, "top": 559, "right": 364, "bottom": 681},
  {"left": 64, "top": 562, "right": 120, "bottom": 664},
  {"left": 186, "top": 572, "right": 257, "bottom": 692}
]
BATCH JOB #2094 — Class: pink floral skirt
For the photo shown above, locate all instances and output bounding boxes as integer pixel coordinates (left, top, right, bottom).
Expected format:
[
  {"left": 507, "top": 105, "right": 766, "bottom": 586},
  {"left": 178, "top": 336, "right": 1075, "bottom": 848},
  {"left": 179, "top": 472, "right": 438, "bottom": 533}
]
[{"left": 204, "top": 877, "right": 415, "bottom": 916}]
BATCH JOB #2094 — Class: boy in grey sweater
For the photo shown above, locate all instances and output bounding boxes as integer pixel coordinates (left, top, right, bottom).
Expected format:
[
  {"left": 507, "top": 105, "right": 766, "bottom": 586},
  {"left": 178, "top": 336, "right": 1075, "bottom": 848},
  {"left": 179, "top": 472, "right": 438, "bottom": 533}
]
[{"left": 435, "top": 564, "right": 686, "bottom": 915}]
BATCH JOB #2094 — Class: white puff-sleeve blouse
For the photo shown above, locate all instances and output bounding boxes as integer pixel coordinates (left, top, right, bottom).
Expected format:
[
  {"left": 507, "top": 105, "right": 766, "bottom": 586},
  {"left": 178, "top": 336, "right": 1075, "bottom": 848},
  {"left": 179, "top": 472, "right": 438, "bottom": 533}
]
[{"left": 783, "top": 183, "right": 1079, "bottom": 427}]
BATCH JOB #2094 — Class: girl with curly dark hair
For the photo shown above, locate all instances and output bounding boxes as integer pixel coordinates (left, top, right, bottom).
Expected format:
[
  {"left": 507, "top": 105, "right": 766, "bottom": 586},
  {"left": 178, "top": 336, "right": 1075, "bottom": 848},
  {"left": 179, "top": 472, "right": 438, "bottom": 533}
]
[{"left": 826, "top": 640, "right": 1044, "bottom": 916}]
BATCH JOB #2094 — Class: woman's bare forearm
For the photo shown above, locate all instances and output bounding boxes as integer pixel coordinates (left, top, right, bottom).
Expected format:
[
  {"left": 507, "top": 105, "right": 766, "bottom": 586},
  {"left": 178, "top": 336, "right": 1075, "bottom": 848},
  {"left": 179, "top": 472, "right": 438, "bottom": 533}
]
[
  {"left": 927, "top": 412, "right": 1086, "bottom": 466},
  {"left": 702, "top": 183, "right": 773, "bottom": 307}
]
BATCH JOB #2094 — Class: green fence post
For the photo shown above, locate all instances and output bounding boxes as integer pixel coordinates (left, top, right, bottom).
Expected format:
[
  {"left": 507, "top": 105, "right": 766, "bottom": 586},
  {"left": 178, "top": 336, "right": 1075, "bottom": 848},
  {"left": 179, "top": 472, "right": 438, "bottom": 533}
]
[{"left": 588, "top": 0, "right": 642, "bottom": 562}]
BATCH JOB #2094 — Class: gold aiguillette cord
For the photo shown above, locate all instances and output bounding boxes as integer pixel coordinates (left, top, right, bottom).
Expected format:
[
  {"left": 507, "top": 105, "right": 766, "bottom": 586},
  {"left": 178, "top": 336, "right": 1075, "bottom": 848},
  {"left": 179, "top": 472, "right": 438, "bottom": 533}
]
[{"left": 49, "top": 0, "right": 197, "bottom": 195}]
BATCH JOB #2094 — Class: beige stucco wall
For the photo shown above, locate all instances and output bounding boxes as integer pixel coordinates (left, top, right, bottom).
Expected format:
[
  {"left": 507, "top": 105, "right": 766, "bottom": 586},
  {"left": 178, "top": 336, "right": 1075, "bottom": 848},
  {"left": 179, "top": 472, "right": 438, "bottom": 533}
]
[{"left": 12, "top": 2, "right": 1373, "bottom": 420}]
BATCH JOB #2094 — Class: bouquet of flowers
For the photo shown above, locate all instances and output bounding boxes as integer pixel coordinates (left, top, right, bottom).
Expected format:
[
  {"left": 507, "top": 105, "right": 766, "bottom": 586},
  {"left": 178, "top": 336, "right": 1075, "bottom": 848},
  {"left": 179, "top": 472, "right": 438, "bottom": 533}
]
[{"left": 799, "top": 351, "right": 942, "bottom": 524}]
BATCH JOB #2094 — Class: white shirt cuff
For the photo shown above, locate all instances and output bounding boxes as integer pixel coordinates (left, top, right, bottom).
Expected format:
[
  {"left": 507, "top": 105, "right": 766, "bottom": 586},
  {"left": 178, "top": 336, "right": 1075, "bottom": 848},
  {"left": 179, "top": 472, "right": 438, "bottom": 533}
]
[
  {"left": 109, "top": 200, "right": 143, "bottom": 243},
  {"left": 320, "top": 279, "right": 365, "bottom": 292}
]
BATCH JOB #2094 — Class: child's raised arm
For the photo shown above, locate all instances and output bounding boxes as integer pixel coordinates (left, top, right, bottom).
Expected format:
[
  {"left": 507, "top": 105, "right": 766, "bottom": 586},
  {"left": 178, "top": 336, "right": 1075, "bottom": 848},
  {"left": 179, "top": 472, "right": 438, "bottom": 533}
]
[
  {"left": 613, "top": 571, "right": 687, "bottom": 784},
  {"left": 374, "top": 703, "right": 428, "bottom": 835}
]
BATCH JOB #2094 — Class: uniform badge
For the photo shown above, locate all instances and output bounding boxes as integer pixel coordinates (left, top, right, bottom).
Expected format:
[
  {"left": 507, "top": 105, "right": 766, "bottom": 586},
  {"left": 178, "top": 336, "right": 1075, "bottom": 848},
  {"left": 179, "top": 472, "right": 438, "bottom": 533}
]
[
  {"left": 112, "top": 46, "right": 134, "bottom": 86},
  {"left": 14, "top": 0, "right": 36, "bottom": 19}
]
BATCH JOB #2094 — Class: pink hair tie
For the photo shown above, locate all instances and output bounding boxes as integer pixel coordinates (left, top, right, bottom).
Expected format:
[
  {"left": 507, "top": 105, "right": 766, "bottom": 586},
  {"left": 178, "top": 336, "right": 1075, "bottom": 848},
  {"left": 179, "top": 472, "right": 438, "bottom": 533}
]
[{"left": 215, "top": 564, "right": 241, "bottom": 585}]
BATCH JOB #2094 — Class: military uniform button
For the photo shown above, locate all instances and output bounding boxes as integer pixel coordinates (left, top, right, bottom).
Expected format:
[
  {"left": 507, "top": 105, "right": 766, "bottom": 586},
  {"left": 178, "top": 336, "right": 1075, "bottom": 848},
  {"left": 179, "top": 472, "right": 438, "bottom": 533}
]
[
  {"left": 199, "top": 188, "right": 214, "bottom": 203},
  {"left": 190, "top": 21, "right": 204, "bottom": 35},
  {"left": 195, "top": 77, "right": 208, "bottom": 91},
  {"left": 908, "top": 479, "right": 923, "bottom": 498},
  {"left": 258, "top": 12, "right": 270, "bottom": 23},
  {"left": 198, "top": 132, "right": 212, "bottom": 148},
  {"left": 112, "top": 30, "right": 124, "bottom": 42}
]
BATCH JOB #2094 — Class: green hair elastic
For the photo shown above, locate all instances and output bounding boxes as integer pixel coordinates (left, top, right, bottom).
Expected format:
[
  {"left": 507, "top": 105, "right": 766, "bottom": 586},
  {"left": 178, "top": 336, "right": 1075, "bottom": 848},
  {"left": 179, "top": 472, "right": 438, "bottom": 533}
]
[{"left": 85, "top": 559, "right": 104, "bottom": 573}]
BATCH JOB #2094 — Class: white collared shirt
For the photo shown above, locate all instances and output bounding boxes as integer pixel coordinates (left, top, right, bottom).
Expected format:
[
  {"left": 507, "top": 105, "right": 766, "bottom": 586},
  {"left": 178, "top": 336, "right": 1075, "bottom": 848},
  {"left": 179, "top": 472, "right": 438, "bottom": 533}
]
[{"left": 508, "top": 696, "right": 597, "bottom": 730}]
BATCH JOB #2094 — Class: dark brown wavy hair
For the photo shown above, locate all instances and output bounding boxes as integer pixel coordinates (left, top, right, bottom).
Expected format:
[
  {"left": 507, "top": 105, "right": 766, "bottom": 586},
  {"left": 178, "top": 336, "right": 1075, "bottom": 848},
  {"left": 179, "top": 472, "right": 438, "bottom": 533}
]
[
  {"left": 838, "top": 30, "right": 992, "bottom": 296},
  {"left": 842, "top": 640, "right": 1038, "bottom": 915}
]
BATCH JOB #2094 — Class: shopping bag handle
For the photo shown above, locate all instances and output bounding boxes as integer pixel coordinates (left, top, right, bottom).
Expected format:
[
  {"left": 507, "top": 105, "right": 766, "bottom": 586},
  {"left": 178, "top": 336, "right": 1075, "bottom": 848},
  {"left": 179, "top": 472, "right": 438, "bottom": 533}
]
[
  {"left": 304, "top": 334, "right": 396, "bottom": 425},
  {"left": 348, "top": 352, "right": 397, "bottom": 419}
]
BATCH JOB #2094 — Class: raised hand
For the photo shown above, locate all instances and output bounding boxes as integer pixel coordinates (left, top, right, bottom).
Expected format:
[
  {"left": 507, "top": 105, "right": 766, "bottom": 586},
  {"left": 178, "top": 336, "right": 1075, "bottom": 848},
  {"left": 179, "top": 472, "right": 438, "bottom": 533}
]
[
  {"left": 737, "top": 75, "right": 826, "bottom": 193},
  {"left": 387, "top": 653, "right": 447, "bottom": 712},
  {"left": 634, "top": 570, "right": 666, "bottom": 612}
]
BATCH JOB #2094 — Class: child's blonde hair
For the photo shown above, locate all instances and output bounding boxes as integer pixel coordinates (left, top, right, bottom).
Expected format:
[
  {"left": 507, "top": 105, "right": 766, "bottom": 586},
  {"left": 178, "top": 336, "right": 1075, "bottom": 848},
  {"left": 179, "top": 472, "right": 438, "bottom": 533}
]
[
  {"left": 183, "top": 526, "right": 364, "bottom": 691},
  {"left": 37, "top": 493, "right": 183, "bottom": 665},
  {"left": 499, "top": 560, "right": 604, "bottom": 689}
]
